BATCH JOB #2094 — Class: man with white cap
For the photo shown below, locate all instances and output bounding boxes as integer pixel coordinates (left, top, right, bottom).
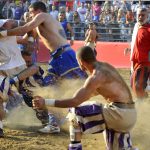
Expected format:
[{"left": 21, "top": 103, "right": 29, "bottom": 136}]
[{"left": 0, "top": 19, "right": 59, "bottom": 137}]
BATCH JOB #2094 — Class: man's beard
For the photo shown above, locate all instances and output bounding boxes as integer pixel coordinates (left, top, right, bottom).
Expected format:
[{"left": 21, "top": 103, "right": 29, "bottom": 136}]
[{"left": 138, "top": 18, "right": 148, "bottom": 26}]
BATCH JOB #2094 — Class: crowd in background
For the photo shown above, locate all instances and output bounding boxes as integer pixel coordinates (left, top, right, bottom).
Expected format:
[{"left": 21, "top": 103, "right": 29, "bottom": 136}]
[{"left": 0, "top": 0, "right": 150, "bottom": 41}]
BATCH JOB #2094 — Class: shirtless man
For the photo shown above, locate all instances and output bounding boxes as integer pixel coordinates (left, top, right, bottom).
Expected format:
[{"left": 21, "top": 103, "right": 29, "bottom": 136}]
[
  {"left": 84, "top": 22, "right": 99, "bottom": 55},
  {"left": 33, "top": 46, "right": 137, "bottom": 150},
  {"left": 0, "top": 1, "right": 86, "bottom": 84}
]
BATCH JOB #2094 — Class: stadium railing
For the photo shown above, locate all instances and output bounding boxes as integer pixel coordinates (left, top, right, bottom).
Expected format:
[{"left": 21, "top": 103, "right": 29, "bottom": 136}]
[{"left": 67, "top": 22, "right": 135, "bottom": 42}]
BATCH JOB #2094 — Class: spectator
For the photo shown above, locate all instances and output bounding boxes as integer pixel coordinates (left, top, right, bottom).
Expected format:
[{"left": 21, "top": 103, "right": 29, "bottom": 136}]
[
  {"left": 92, "top": 2, "right": 101, "bottom": 22},
  {"left": 117, "top": 8, "right": 126, "bottom": 24},
  {"left": 14, "top": 3, "right": 24, "bottom": 20},
  {"left": 102, "top": 9, "right": 112, "bottom": 25},
  {"left": 48, "top": 0, "right": 53, "bottom": 12},
  {"left": 58, "top": 12, "right": 74, "bottom": 45},
  {"left": 53, "top": 0, "right": 59, "bottom": 11},
  {"left": 73, "top": 10, "right": 81, "bottom": 24},
  {"left": 85, "top": 7, "right": 92, "bottom": 24},
  {"left": 111, "top": 5, "right": 119, "bottom": 23},
  {"left": 50, "top": 5, "right": 58, "bottom": 20},
  {"left": 117, "top": 8, "right": 127, "bottom": 40},
  {"left": 113, "top": 0, "right": 121, "bottom": 9},
  {"left": 125, "top": 10, "right": 135, "bottom": 41},
  {"left": 59, "top": 0, "right": 66, "bottom": 8},
  {"left": 23, "top": 1, "right": 30, "bottom": 12},
  {"left": 59, "top": 6, "right": 66, "bottom": 13},
  {"left": 73, "top": 11, "right": 81, "bottom": 39},
  {"left": 77, "top": 2, "right": 86, "bottom": 22},
  {"left": 66, "top": 0, "right": 74, "bottom": 11},
  {"left": 126, "top": 10, "right": 135, "bottom": 25},
  {"left": 102, "top": 9, "right": 113, "bottom": 41},
  {"left": 73, "top": 0, "right": 78, "bottom": 11},
  {"left": 66, "top": 6, "right": 74, "bottom": 22},
  {"left": 102, "top": 0, "right": 111, "bottom": 13},
  {"left": 84, "top": 2, "right": 88, "bottom": 10},
  {"left": 2, "top": 1, "right": 13, "bottom": 19},
  {"left": 120, "top": 0, "right": 131, "bottom": 13}
]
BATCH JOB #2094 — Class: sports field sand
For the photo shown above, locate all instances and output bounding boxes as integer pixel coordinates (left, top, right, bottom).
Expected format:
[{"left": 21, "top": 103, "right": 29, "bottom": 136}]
[{"left": 1, "top": 69, "right": 150, "bottom": 150}]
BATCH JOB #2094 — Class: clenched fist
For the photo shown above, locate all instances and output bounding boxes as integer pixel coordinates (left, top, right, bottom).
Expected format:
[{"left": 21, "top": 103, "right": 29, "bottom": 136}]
[{"left": 32, "top": 96, "right": 46, "bottom": 109}]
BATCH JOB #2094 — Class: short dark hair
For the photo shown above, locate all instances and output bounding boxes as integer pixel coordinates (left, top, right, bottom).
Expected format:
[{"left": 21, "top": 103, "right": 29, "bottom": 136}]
[
  {"left": 76, "top": 46, "right": 96, "bottom": 63},
  {"left": 29, "top": 1, "right": 47, "bottom": 13}
]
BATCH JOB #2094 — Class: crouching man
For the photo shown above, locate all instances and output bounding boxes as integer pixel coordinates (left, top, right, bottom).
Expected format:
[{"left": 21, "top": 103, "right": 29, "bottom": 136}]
[{"left": 33, "top": 46, "right": 137, "bottom": 150}]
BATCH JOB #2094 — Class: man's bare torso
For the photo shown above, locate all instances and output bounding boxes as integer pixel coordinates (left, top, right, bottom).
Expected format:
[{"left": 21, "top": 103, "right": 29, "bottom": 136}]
[
  {"left": 35, "top": 13, "right": 68, "bottom": 52},
  {"left": 86, "top": 29, "right": 97, "bottom": 43},
  {"left": 91, "top": 62, "right": 133, "bottom": 103}
]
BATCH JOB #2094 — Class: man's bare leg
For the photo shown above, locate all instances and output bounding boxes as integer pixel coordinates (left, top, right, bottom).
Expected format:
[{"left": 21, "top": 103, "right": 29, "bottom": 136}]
[
  {"left": 68, "top": 120, "right": 82, "bottom": 150},
  {"left": 10, "top": 65, "right": 39, "bottom": 85}
]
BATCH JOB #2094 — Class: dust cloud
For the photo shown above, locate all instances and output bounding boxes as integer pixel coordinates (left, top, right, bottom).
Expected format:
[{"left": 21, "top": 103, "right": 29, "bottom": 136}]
[
  {"left": 132, "top": 99, "right": 150, "bottom": 149},
  {"left": 5, "top": 79, "right": 85, "bottom": 129},
  {"left": 4, "top": 78, "right": 150, "bottom": 149}
]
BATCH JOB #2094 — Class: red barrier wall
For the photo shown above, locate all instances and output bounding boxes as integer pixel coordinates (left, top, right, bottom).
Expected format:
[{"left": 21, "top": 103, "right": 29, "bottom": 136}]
[{"left": 37, "top": 41, "right": 130, "bottom": 68}]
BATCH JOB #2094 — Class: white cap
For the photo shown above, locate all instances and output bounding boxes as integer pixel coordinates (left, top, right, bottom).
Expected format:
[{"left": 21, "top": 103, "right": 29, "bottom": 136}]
[{"left": 0, "top": 19, "right": 8, "bottom": 28}]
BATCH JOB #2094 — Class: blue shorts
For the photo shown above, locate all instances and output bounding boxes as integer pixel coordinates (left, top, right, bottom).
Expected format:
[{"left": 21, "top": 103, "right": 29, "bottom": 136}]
[{"left": 43, "top": 44, "right": 87, "bottom": 85}]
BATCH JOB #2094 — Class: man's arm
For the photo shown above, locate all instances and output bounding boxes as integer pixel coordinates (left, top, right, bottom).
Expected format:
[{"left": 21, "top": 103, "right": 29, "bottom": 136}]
[
  {"left": 16, "top": 34, "right": 28, "bottom": 44},
  {"left": 33, "top": 75, "right": 99, "bottom": 109},
  {"left": 67, "top": 23, "right": 74, "bottom": 45},
  {"left": 85, "top": 29, "right": 89, "bottom": 38},
  {"left": 3, "top": 13, "right": 46, "bottom": 36},
  {"left": 85, "top": 30, "right": 92, "bottom": 43}
]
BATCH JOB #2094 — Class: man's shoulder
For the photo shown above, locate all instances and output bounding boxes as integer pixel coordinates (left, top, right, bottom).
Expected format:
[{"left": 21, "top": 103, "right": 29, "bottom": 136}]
[{"left": 36, "top": 12, "right": 49, "bottom": 17}]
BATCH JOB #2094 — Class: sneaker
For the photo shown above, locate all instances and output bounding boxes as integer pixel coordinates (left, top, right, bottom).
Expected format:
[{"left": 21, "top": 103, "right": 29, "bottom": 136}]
[
  {"left": 38, "top": 124, "right": 60, "bottom": 133},
  {"left": 0, "top": 128, "right": 4, "bottom": 138}
]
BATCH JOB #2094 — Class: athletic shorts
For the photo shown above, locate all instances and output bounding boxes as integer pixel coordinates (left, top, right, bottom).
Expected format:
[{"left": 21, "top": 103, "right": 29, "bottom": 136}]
[
  {"left": 43, "top": 44, "right": 87, "bottom": 85},
  {"left": 68, "top": 101, "right": 137, "bottom": 134}
]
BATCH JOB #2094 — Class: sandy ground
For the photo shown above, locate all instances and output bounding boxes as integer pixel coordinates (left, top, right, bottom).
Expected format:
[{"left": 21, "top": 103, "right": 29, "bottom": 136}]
[{"left": 1, "top": 69, "right": 150, "bottom": 150}]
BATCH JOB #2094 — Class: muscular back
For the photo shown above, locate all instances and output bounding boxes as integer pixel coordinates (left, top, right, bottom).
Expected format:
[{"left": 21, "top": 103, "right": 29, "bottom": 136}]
[
  {"left": 91, "top": 62, "right": 133, "bottom": 103},
  {"left": 35, "top": 13, "right": 68, "bottom": 52}
]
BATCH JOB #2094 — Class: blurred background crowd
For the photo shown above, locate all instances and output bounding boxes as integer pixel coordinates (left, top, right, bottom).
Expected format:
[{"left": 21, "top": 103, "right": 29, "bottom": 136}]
[{"left": 0, "top": 0, "right": 150, "bottom": 42}]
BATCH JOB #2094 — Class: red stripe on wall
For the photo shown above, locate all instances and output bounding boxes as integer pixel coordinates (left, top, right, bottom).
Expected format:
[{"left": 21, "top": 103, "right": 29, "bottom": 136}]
[{"left": 37, "top": 41, "right": 131, "bottom": 68}]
